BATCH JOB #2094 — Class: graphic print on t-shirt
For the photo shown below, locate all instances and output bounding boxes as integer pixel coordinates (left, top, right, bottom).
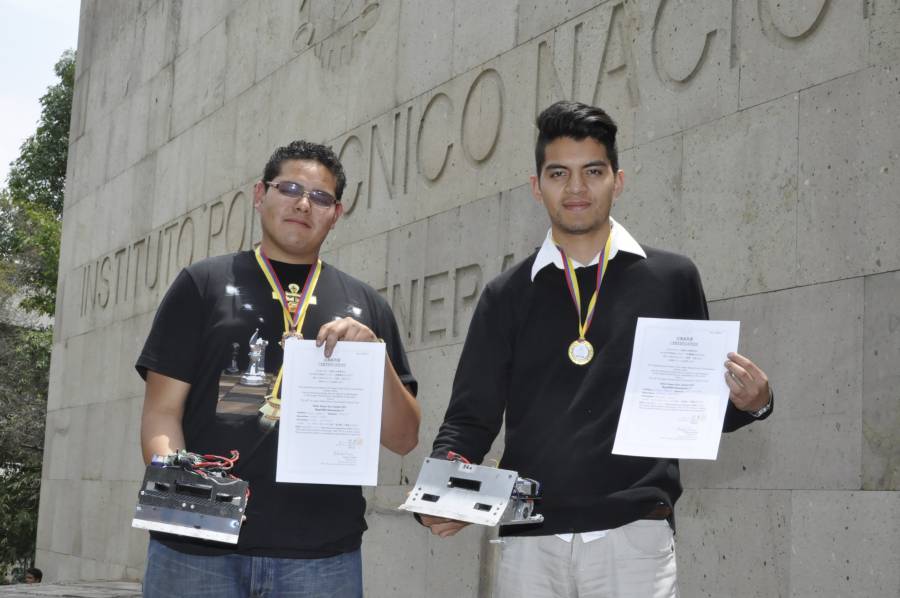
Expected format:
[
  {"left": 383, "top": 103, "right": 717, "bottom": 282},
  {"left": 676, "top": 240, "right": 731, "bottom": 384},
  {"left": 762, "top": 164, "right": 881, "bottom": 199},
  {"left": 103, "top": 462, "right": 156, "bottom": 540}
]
[{"left": 216, "top": 328, "right": 274, "bottom": 416}]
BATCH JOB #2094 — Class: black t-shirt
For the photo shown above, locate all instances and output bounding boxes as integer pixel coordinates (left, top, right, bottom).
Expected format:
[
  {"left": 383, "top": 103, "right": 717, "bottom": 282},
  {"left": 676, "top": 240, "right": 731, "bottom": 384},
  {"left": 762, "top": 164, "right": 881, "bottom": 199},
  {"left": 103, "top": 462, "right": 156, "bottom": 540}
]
[{"left": 136, "top": 250, "right": 417, "bottom": 558}]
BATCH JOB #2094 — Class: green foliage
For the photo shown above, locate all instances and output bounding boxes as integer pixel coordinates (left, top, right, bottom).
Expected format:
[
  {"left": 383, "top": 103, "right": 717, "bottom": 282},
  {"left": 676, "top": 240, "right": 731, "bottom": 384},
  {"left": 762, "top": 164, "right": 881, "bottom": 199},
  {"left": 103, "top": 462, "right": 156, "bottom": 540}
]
[
  {"left": 0, "top": 48, "right": 74, "bottom": 579},
  {"left": 0, "top": 463, "right": 41, "bottom": 579},
  {"left": 1, "top": 49, "right": 74, "bottom": 318}
]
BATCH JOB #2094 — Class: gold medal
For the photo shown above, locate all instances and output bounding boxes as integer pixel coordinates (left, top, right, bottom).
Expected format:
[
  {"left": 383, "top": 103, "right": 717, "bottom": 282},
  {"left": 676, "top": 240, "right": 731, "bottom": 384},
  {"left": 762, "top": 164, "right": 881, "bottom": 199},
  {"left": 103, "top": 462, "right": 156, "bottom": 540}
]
[
  {"left": 557, "top": 231, "right": 613, "bottom": 368},
  {"left": 568, "top": 339, "right": 594, "bottom": 365}
]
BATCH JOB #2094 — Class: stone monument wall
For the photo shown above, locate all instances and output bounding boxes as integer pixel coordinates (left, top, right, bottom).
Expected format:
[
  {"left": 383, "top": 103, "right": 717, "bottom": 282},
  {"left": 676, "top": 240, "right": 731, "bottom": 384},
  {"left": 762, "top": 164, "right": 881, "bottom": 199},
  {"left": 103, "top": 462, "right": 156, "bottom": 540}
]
[{"left": 39, "top": 1, "right": 899, "bottom": 595}]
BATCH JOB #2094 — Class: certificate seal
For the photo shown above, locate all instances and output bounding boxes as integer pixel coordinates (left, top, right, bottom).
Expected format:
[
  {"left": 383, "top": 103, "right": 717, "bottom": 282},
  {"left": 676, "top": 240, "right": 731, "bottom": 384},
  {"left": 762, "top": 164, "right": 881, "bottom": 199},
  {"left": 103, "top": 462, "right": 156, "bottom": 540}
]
[{"left": 568, "top": 339, "right": 594, "bottom": 365}]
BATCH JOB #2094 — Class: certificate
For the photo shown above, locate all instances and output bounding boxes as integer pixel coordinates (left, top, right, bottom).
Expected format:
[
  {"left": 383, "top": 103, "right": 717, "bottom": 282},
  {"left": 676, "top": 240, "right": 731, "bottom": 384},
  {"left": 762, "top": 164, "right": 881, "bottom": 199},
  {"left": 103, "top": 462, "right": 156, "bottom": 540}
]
[
  {"left": 612, "top": 318, "right": 739, "bottom": 460},
  {"left": 276, "top": 339, "right": 385, "bottom": 485}
]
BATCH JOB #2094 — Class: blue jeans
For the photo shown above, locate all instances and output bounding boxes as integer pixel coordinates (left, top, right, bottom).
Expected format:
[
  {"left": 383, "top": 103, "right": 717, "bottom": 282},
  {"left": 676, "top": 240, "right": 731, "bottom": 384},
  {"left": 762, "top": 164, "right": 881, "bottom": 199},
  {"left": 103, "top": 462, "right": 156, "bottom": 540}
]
[{"left": 142, "top": 539, "right": 363, "bottom": 598}]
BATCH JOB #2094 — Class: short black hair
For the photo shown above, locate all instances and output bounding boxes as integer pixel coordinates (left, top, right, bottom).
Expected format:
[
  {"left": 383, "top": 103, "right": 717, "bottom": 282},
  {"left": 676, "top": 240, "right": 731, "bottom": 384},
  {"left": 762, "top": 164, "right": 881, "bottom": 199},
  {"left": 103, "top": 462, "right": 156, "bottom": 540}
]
[
  {"left": 534, "top": 101, "right": 619, "bottom": 175},
  {"left": 25, "top": 568, "right": 42, "bottom": 581},
  {"left": 262, "top": 140, "right": 347, "bottom": 201}
]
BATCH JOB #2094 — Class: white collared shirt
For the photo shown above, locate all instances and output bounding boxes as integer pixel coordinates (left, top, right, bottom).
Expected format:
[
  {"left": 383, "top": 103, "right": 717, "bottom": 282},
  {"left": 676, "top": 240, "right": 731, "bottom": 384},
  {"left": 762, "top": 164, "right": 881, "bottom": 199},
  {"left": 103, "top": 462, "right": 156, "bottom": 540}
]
[
  {"left": 529, "top": 218, "right": 647, "bottom": 543},
  {"left": 530, "top": 218, "right": 647, "bottom": 282}
]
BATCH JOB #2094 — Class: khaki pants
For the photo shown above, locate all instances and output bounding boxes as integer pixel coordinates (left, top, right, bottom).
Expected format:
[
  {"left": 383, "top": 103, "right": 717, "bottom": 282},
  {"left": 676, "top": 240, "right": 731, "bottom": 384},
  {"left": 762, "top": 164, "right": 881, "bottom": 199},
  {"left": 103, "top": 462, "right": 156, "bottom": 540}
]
[{"left": 494, "top": 520, "right": 677, "bottom": 598}]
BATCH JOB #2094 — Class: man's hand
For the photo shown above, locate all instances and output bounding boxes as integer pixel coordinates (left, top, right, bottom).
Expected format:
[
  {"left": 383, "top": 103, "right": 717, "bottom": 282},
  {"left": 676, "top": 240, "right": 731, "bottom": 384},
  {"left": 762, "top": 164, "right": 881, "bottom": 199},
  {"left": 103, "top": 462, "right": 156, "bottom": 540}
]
[
  {"left": 724, "top": 352, "right": 770, "bottom": 413},
  {"left": 315, "top": 316, "right": 421, "bottom": 454},
  {"left": 316, "top": 316, "right": 377, "bottom": 357},
  {"left": 420, "top": 515, "right": 470, "bottom": 538}
]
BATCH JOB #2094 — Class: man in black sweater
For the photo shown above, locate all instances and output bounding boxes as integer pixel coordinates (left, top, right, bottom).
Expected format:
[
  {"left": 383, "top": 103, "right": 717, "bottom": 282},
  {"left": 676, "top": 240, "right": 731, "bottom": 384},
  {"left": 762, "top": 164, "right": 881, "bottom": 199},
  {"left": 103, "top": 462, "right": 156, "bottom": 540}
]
[{"left": 420, "top": 102, "right": 773, "bottom": 597}]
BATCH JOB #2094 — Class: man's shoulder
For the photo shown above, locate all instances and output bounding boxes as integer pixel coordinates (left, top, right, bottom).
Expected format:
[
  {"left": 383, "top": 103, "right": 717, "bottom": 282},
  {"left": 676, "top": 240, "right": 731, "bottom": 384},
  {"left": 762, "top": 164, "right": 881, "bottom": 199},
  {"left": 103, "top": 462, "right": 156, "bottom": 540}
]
[
  {"left": 484, "top": 252, "right": 538, "bottom": 295},
  {"left": 321, "top": 262, "right": 386, "bottom": 303},
  {"left": 176, "top": 251, "right": 253, "bottom": 293},
  {"left": 637, "top": 246, "right": 699, "bottom": 273}
]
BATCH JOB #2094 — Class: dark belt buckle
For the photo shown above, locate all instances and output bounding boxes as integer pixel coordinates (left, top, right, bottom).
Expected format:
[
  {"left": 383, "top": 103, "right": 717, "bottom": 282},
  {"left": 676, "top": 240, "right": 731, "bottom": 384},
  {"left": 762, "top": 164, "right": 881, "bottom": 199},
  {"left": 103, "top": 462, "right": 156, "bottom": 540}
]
[{"left": 643, "top": 503, "right": 672, "bottom": 520}]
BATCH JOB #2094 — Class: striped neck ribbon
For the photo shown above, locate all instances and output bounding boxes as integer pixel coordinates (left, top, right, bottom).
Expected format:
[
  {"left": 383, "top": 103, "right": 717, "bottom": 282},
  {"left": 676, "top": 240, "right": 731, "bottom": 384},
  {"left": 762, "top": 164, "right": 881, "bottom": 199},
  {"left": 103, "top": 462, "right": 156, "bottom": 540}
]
[
  {"left": 253, "top": 245, "right": 322, "bottom": 335},
  {"left": 555, "top": 230, "right": 614, "bottom": 343}
]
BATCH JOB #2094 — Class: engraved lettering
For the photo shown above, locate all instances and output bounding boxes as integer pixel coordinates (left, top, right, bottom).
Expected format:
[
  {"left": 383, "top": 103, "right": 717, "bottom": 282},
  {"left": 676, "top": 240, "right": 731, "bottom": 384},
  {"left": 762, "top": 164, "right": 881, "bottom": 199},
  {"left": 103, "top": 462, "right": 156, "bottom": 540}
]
[
  {"left": 113, "top": 247, "right": 128, "bottom": 304},
  {"left": 207, "top": 200, "right": 225, "bottom": 258},
  {"left": 652, "top": 0, "right": 718, "bottom": 89},
  {"left": 593, "top": 2, "right": 640, "bottom": 108},
  {"left": 97, "top": 256, "right": 112, "bottom": 308},
  {"left": 453, "top": 264, "right": 482, "bottom": 337},
  {"left": 461, "top": 69, "right": 504, "bottom": 164},
  {"left": 145, "top": 231, "right": 162, "bottom": 290},
  {"left": 391, "top": 279, "right": 419, "bottom": 342},
  {"left": 176, "top": 216, "right": 194, "bottom": 269},
  {"left": 758, "top": 0, "right": 830, "bottom": 43},
  {"left": 131, "top": 238, "right": 145, "bottom": 299},
  {"left": 338, "top": 135, "right": 365, "bottom": 214},
  {"left": 162, "top": 222, "right": 179, "bottom": 285},
  {"left": 368, "top": 114, "right": 400, "bottom": 208},
  {"left": 417, "top": 93, "right": 454, "bottom": 183},
  {"left": 422, "top": 272, "right": 449, "bottom": 342}
]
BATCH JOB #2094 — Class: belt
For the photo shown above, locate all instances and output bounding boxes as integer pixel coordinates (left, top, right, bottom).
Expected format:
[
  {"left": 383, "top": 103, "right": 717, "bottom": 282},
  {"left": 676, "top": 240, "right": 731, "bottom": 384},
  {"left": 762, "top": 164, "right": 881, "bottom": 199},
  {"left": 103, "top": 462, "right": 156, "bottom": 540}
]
[{"left": 642, "top": 504, "right": 673, "bottom": 520}]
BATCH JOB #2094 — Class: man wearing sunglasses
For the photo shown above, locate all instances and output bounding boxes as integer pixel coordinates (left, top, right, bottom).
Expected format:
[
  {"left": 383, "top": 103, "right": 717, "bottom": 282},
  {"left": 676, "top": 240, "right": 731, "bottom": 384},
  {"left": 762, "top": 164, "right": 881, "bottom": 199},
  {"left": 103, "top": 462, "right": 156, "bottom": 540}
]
[{"left": 137, "top": 140, "right": 420, "bottom": 597}]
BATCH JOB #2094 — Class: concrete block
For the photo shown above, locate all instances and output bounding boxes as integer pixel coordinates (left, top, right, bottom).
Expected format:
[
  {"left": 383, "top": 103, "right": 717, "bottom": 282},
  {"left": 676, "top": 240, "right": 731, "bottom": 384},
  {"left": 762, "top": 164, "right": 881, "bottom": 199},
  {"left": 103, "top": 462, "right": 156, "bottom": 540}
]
[
  {"left": 516, "top": 0, "right": 601, "bottom": 44},
  {"left": 255, "top": 0, "right": 308, "bottom": 82},
  {"left": 362, "top": 485, "right": 428, "bottom": 597},
  {"left": 386, "top": 219, "right": 428, "bottom": 346},
  {"left": 171, "top": 21, "right": 227, "bottom": 137},
  {"left": 146, "top": 65, "right": 174, "bottom": 154},
  {"left": 676, "top": 489, "right": 791, "bottom": 598},
  {"left": 233, "top": 77, "right": 274, "bottom": 188},
  {"left": 737, "top": 0, "right": 867, "bottom": 109},
  {"left": 225, "top": 0, "right": 259, "bottom": 103},
  {"left": 615, "top": 133, "right": 684, "bottom": 254},
  {"left": 497, "top": 184, "right": 553, "bottom": 266},
  {"left": 49, "top": 479, "right": 82, "bottom": 555},
  {"left": 79, "top": 480, "right": 114, "bottom": 562},
  {"left": 685, "top": 278, "right": 863, "bottom": 490},
  {"left": 175, "top": 0, "right": 237, "bottom": 58},
  {"left": 328, "top": 232, "right": 388, "bottom": 291},
  {"left": 396, "top": 0, "right": 454, "bottom": 100},
  {"left": 862, "top": 271, "right": 900, "bottom": 490},
  {"left": 135, "top": 0, "right": 178, "bottom": 87},
  {"left": 344, "top": 1, "right": 402, "bottom": 128},
  {"left": 868, "top": 0, "right": 900, "bottom": 66},
  {"left": 634, "top": 0, "right": 739, "bottom": 144},
  {"left": 152, "top": 131, "right": 195, "bottom": 229},
  {"left": 682, "top": 95, "right": 799, "bottom": 300},
  {"left": 797, "top": 66, "right": 900, "bottom": 284},
  {"left": 200, "top": 101, "right": 239, "bottom": 205},
  {"left": 424, "top": 524, "right": 489, "bottom": 597},
  {"left": 790, "top": 491, "right": 900, "bottom": 597},
  {"left": 266, "top": 50, "right": 348, "bottom": 150},
  {"left": 400, "top": 344, "right": 463, "bottom": 484},
  {"left": 451, "top": 0, "right": 517, "bottom": 77}
]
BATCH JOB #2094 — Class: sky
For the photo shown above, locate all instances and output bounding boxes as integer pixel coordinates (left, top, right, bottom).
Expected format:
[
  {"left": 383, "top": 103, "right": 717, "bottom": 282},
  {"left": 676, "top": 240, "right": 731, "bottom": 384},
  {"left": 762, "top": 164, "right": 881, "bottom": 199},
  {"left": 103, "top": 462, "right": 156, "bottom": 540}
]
[{"left": 0, "top": 0, "right": 81, "bottom": 185}]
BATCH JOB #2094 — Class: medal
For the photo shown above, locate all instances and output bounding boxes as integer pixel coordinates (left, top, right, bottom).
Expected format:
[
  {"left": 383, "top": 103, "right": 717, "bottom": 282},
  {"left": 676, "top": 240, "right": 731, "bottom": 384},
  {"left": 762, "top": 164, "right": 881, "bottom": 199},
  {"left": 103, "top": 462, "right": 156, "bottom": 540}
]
[
  {"left": 568, "top": 339, "right": 594, "bottom": 365},
  {"left": 254, "top": 246, "right": 323, "bottom": 422},
  {"left": 557, "top": 232, "right": 613, "bottom": 366}
]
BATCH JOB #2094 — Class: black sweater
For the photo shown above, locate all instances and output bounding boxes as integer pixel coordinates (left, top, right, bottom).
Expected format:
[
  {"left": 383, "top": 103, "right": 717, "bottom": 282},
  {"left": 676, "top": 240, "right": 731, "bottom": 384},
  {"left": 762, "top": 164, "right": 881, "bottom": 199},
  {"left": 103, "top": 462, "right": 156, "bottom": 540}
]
[{"left": 431, "top": 246, "right": 760, "bottom": 536}]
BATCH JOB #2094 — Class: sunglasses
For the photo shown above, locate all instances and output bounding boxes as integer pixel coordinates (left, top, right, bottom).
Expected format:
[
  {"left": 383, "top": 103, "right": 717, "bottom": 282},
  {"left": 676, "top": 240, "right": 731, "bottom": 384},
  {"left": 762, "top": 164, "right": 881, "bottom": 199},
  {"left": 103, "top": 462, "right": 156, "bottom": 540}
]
[{"left": 266, "top": 181, "right": 338, "bottom": 208}]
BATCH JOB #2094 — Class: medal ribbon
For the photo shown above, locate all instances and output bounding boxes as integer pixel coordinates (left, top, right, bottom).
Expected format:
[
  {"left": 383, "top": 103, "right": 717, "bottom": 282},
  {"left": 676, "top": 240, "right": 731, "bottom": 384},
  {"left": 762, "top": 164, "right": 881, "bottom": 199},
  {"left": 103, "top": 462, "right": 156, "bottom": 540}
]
[
  {"left": 556, "top": 231, "right": 613, "bottom": 342},
  {"left": 253, "top": 246, "right": 322, "bottom": 402},
  {"left": 254, "top": 246, "right": 322, "bottom": 334}
]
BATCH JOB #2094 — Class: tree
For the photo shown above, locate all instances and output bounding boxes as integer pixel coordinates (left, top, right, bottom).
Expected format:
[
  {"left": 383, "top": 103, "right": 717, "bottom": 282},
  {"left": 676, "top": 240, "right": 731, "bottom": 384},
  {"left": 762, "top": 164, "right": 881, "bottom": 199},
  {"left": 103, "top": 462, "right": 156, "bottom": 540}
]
[
  {"left": 0, "top": 49, "right": 74, "bottom": 581},
  {"left": 1, "top": 49, "right": 74, "bottom": 316}
]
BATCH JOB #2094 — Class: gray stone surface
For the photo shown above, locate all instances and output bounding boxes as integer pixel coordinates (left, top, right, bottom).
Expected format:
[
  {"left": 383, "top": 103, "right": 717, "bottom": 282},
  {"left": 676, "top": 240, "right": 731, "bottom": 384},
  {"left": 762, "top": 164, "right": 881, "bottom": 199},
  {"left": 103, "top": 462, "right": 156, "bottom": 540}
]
[
  {"left": 862, "top": 271, "right": 900, "bottom": 490},
  {"left": 789, "top": 491, "right": 900, "bottom": 597},
  {"left": 0, "top": 581, "right": 141, "bottom": 597},
  {"left": 798, "top": 65, "right": 900, "bottom": 284},
  {"left": 687, "top": 278, "right": 864, "bottom": 490},
  {"left": 43, "top": 1, "right": 900, "bottom": 595},
  {"left": 676, "top": 489, "right": 791, "bottom": 598}
]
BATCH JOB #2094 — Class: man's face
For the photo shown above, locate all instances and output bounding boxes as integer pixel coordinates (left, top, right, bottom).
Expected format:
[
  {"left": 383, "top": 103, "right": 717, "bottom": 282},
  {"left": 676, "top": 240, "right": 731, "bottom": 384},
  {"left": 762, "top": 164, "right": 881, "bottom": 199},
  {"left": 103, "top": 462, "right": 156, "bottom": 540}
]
[
  {"left": 24, "top": 573, "right": 37, "bottom": 583},
  {"left": 530, "top": 136, "right": 623, "bottom": 239},
  {"left": 253, "top": 159, "right": 343, "bottom": 263}
]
